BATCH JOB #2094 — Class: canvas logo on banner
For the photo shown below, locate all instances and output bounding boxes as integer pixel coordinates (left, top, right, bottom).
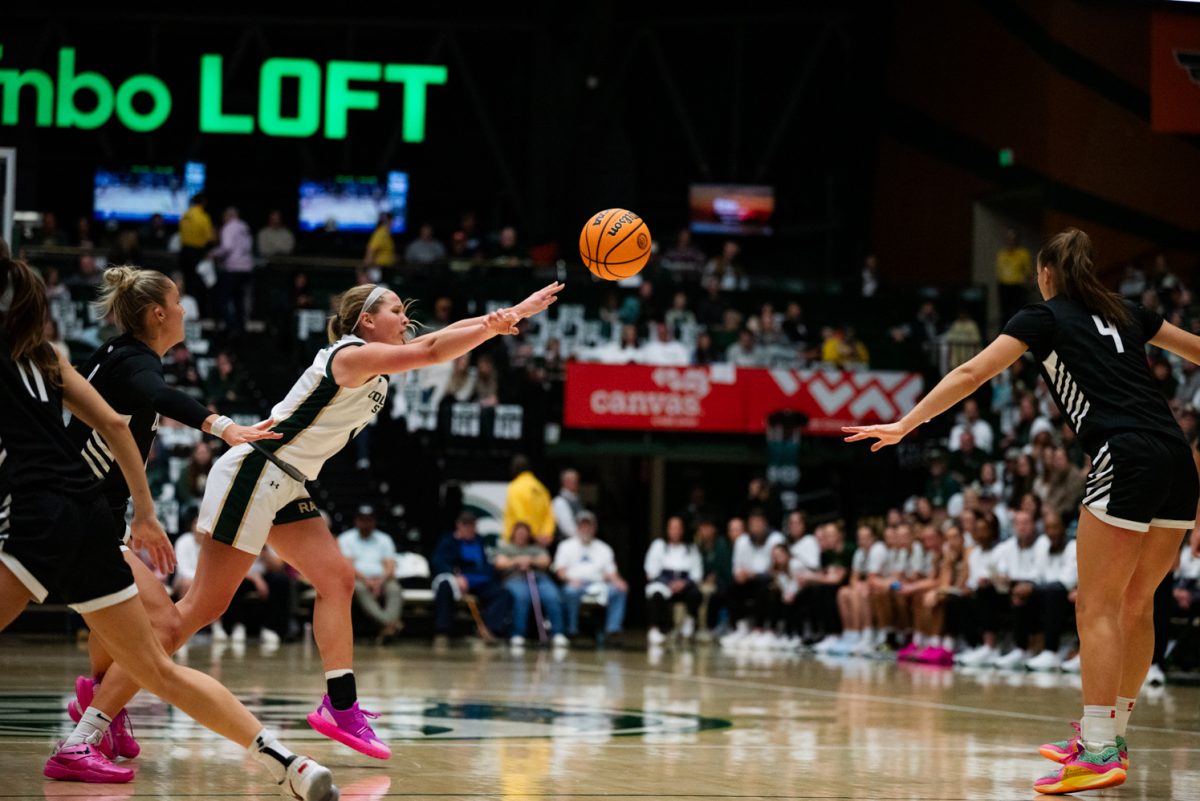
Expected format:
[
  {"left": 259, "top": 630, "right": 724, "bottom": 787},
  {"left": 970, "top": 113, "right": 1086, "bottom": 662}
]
[{"left": 564, "top": 363, "right": 922, "bottom": 436}]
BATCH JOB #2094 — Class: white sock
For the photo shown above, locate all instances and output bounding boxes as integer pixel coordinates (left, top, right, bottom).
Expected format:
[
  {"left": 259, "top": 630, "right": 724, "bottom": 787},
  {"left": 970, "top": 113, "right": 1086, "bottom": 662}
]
[
  {"left": 323, "top": 669, "right": 353, "bottom": 680},
  {"left": 1081, "top": 705, "right": 1116, "bottom": 750},
  {"left": 65, "top": 707, "right": 113, "bottom": 747},
  {"left": 863, "top": 627, "right": 875, "bottom": 643},
  {"left": 941, "top": 636, "right": 955, "bottom": 650},
  {"left": 844, "top": 630, "right": 860, "bottom": 642},
  {"left": 1115, "top": 696, "right": 1136, "bottom": 738},
  {"left": 248, "top": 728, "right": 296, "bottom": 783}
]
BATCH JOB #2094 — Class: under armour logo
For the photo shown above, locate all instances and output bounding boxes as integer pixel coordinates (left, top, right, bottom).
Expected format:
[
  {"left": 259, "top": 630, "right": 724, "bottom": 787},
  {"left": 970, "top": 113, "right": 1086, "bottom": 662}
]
[
  {"left": 1177, "top": 50, "right": 1200, "bottom": 85},
  {"left": 268, "top": 480, "right": 281, "bottom": 489}
]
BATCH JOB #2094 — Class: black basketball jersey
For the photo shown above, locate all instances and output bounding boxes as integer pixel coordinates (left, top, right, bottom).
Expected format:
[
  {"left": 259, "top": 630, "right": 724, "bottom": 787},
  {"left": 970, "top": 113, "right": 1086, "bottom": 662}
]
[
  {"left": 1001, "top": 297, "right": 1183, "bottom": 456},
  {"left": 66, "top": 334, "right": 210, "bottom": 502},
  {"left": 0, "top": 332, "right": 99, "bottom": 499}
]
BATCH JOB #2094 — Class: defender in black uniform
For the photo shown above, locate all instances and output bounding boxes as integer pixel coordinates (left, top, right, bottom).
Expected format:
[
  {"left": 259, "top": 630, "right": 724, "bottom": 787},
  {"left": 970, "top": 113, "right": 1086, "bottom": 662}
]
[
  {"left": 845, "top": 229, "right": 1199, "bottom": 795},
  {"left": 0, "top": 256, "right": 336, "bottom": 798},
  {"left": 58, "top": 266, "right": 278, "bottom": 761}
]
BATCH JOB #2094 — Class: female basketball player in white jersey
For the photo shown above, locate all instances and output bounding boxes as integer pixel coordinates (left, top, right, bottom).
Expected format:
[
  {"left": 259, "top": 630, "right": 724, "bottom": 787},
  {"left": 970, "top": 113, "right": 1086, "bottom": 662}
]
[
  {"left": 81, "top": 280, "right": 562, "bottom": 760},
  {"left": 0, "top": 255, "right": 337, "bottom": 798},
  {"left": 845, "top": 229, "right": 1200, "bottom": 795}
]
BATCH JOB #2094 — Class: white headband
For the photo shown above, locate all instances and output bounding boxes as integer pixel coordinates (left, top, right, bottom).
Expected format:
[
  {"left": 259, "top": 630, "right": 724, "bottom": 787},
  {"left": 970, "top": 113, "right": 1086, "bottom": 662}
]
[{"left": 350, "top": 285, "right": 391, "bottom": 334}]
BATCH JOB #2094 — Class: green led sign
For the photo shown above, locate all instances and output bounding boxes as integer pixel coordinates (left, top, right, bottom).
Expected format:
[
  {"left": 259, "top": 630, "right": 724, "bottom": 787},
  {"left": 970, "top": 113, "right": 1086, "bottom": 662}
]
[{"left": 0, "top": 45, "right": 447, "bottom": 141}]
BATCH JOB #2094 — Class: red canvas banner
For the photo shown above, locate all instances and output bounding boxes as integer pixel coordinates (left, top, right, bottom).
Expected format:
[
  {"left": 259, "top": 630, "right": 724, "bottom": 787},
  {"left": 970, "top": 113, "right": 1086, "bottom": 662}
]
[{"left": 564, "top": 363, "right": 923, "bottom": 435}]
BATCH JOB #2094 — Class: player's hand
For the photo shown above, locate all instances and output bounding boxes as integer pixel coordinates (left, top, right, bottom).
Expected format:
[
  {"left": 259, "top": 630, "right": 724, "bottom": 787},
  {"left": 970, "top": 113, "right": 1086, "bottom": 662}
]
[
  {"left": 512, "top": 282, "right": 564, "bottom": 319},
  {"left": 131, "top": 514, "right": 175, "bottom": 575},
  {"left": 222, "top": 419, "right": 281, "bottom": 446},
  {"left": 842, "top": 422, "right": 910, "bottom": 452},
  {"left": 484, "top": 310, "right": 520, "bottom": 335}
]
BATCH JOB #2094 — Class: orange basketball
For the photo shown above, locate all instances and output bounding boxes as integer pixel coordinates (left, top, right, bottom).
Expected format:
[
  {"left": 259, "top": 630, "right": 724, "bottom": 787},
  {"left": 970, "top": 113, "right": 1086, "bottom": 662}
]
[{"left": 579, "top": 208, "right": 652, "bottom": 280}]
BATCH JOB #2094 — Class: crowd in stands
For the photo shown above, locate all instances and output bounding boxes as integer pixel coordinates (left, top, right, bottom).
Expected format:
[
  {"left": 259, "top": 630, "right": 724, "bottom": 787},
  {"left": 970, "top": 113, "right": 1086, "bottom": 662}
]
[
  {"left": 20, "top": 199, "right": 977, "bottom": 382},
  {"left": 16, "top": 205, "right": 1200, "bottom": 680}
]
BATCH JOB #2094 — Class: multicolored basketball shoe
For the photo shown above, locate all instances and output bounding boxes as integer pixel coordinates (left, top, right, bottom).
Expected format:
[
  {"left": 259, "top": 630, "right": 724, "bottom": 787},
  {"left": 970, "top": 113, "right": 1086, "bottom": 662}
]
[
  {"left": 66, "top": 675, "right": 140, "bottom": 759},
  {"left": 1034, "top": 741, "right": 1126, "bottom": 795},
  {"left": 306, "top": 695, "right": 391, "bottom": 760},
  {"left": 43, "top": 736, "right": 134, "bottom": 783},
  {"left": 280, "top": 755, "right": 339, "bottom": 801},
  {"left": 1040, "top": 721, "right": 1129, "bottom": 770}
]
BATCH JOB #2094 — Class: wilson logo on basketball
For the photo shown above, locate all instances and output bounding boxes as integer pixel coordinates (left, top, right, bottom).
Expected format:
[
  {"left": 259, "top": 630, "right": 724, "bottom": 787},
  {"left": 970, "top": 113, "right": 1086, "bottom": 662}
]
[{"left": 608, "top": 212, "right": 638, "bottom": 235}]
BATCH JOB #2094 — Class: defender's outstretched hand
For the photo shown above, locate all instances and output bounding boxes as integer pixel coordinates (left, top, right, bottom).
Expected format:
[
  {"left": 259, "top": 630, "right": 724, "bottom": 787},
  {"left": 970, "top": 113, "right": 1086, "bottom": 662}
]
[
  {"left": 221, "top": 418, "right": 282, "bottom": 446},
  {"left": 842, "top": 422, "right": 909, "bottom": 452}
]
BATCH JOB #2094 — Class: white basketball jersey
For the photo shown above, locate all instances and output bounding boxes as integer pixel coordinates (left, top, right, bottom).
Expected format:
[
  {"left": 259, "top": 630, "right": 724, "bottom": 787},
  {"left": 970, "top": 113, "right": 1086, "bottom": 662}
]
[{"left": 255, "top": 335, "right": 388, "bottom": 480}]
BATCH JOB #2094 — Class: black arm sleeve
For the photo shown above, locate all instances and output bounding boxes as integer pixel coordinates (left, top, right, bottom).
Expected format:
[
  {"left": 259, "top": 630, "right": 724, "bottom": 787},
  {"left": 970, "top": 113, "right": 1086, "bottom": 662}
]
[{"left": 127, "top": 366, "right": 213, "bottom": 430}]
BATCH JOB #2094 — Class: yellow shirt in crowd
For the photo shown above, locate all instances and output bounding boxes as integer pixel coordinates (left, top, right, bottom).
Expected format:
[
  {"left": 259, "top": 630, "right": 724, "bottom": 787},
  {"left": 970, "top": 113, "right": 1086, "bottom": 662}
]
[
  {"left": 367, "top": 224, "right": 396, "bottom": 266},
  {"left": 996, "top": 246, "right": 1031, "bottom": 286},
  {"left": 502, "top": 471, "right": 556, "bottom": 542},
  {"left": 179, "top": 204, "right": 214, "bottom": 249}
]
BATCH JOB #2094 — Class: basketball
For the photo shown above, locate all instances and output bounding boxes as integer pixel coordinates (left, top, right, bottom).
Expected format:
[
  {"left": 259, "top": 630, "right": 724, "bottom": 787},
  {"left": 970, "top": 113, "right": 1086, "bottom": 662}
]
[{"left": 579, "top": 208, "right": 652, "bottom": 280}]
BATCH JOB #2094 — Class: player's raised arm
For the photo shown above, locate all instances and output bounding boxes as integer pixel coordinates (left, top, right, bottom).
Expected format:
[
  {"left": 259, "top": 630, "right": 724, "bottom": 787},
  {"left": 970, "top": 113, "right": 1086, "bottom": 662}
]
[{"left": 843, "top": 334, "right": 1027, "bottom": 452}]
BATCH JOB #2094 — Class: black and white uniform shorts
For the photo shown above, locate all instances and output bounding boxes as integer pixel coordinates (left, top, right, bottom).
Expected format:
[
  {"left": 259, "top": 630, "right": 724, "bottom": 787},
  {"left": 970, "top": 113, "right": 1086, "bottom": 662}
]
[
  {"left": 102, "top": 497, "right": 133, "bottom": 552},
  {"left": 0, "top": 490, "right": 138, "bottom": 612},
  {"left": 1083, "top": 432, "right": 1199, "bottom": 533}
]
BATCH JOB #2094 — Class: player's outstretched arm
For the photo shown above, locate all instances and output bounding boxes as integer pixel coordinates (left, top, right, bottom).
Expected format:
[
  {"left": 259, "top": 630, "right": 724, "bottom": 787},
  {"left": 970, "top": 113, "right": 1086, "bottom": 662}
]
[
  {"left": 336, "top": 283, "right": 564, "bottom": 385},
  {"left": 432, "top": 282, "right": 565, "bottom": 333},
  {"left": 1151, "top": 320, "right": 1200, "bottom": 367},
  {"left": 335, "top": 310, "right": 517, "bottom": 384},
  {"left": 843, "top": 334, "right": 1027, "bottom": 452}
]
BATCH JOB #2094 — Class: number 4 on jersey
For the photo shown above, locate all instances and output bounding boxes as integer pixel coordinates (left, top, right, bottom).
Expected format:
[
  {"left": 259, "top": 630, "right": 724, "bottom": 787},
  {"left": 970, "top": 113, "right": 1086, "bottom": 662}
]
[{"left": 1092, "top": 315, "right": 1124, "bottom": 353}]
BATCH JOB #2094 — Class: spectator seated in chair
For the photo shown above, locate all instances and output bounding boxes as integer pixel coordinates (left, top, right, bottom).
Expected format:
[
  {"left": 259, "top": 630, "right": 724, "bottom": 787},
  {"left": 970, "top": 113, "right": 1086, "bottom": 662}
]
[
  {"left": 337, "top": 505, "right": 403, "bottom": 642},
  {"left": 495, "top": 521, "right": 568, "bottom": 648},
  {"left": 552, "top": 510, "right": 628, "bottom": 645},
  {"left": 431, "top": 511, "right": 512, "bottom": 642},
  {"left": 643, "top": 515, "right": 703, "bottom": 647}
]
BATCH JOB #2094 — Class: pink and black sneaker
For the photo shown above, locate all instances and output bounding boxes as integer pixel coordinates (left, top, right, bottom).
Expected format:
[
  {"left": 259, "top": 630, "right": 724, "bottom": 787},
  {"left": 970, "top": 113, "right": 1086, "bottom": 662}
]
[
  {"left": 66, "top": 675, "right": 140, "bottom": 759},
  {"left": 43, "top": 737, "right": 134, "bottom": 783},
  {"left": 306, "top": 695, "right": 391, "bottom": 760},
  {"left": 65, "top": 675, "right": 94, "bottom": 725}
]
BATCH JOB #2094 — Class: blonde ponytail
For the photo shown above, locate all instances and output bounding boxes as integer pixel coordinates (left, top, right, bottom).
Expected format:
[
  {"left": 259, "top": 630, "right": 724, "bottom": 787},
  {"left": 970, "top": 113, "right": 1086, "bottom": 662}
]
[{"left": 92, "top": 266, "right": 175, "bottom": 335}]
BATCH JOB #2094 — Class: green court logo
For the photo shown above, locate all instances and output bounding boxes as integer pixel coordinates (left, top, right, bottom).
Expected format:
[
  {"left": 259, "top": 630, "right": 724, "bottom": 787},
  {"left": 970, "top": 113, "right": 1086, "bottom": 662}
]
[
  {"left": 0, "top": 693, "right": 730, "bottom": 741},
  {"left": 0, "top": 45, "right": 447, "bottom": 140}
]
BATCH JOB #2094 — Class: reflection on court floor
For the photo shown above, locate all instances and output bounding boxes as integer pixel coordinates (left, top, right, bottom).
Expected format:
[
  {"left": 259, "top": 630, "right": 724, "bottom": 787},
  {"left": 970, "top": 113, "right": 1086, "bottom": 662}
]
[{"left": 0, "top": 638, "right": 1198, "bottom": 800}]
